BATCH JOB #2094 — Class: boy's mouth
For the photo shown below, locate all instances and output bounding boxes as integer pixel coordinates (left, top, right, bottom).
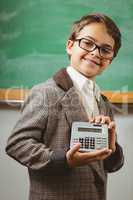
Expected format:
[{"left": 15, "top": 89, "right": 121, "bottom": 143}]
[{"left": 84, "top": 58, "right": 100, "bottom": 66}]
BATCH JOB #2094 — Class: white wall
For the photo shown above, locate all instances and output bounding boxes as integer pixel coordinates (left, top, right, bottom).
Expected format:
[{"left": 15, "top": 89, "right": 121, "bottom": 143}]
[
  {"left": 0, "top": 106, "right": 29, "bottom": 200},
  {"left": 0, "top": 105, "right": 133, "bottom": 200},
  {"left": 108, "top": 113, "right": 133, "bottom": 200}
]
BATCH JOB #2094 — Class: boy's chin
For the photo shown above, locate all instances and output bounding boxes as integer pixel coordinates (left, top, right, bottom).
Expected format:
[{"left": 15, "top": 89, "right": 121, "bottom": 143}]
[
  {"left": 85, "top": 69, "right": 100, "bottom": 77},
  {"left": 77, "top": 66, "right": 100, "bottom": 79},
  {"left": 81, "top": 71, "right": 98, "bottom": 80}
]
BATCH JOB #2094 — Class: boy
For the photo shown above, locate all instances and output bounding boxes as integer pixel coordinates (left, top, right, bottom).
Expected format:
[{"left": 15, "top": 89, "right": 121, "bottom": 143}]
[{"left": 6, "top": 13, "right": 124, "bottom": 200}]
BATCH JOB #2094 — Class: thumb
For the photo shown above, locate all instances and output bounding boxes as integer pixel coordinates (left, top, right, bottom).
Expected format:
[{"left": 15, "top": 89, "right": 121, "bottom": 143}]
[{"left": 69, "top": 143, "right": 81, "bottom": 157}]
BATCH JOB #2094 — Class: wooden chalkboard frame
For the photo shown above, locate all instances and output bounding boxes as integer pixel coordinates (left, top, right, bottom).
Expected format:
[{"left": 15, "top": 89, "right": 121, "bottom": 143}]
[{"left": 0, "top": 89, "right": 133, "bottom": 104}]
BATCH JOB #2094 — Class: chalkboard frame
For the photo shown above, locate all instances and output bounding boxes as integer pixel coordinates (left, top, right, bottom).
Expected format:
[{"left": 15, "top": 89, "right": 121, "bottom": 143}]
[{"left": 0, "top": 89, "right": 133, "bottom": 104}]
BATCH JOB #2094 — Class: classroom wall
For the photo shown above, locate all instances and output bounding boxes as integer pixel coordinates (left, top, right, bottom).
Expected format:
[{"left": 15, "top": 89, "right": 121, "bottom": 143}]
[
  {"left": 0, "top": 107, "right": 29, "bottom": 200},
  {"left": 0, "top": 105, "right": 133, "bottom": 200}
]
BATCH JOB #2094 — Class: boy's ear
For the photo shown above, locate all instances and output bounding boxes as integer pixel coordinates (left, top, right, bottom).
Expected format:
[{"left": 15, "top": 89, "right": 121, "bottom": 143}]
[{"left": 66, "top": 40, "right": 74, "bottom": 56}]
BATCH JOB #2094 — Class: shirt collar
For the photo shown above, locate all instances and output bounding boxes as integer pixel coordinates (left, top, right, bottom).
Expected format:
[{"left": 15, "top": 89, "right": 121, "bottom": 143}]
[{"left": 67, "top": 66, "right": 101, "bottom": 101}]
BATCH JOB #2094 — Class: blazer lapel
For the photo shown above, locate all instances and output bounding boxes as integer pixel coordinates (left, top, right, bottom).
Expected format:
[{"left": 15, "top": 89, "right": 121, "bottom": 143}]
[
  {"left": 98, "top": 95, "right": 107, "bottom": 116},
  {"left": 60, "top": 87, "right": 88, "bottom": 127}
]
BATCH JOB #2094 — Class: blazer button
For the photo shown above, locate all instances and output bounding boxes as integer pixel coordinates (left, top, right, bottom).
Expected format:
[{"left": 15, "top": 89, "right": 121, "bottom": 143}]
[{"left": 58, "top": 104, "right": 62, "bottom": 111}]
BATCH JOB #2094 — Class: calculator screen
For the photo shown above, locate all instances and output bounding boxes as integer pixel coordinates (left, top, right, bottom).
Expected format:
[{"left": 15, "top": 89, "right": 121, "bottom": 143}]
[{"left": 78, "top": 127, "right": 102, "bottom": 133}]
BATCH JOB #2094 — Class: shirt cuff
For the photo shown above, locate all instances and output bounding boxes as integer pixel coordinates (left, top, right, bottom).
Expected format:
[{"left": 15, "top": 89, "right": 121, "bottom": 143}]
[
  {"left": 48, "top": 149, "right": 71, "bottom": 174},
  {"left": 104, "top": 142, "right": 124, "bottom": 172}
]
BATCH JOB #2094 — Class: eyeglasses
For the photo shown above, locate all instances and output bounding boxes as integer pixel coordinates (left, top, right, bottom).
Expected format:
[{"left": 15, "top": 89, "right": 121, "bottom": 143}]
[{"left": 75, "top": 38, "right": 114, "bottom": 59}]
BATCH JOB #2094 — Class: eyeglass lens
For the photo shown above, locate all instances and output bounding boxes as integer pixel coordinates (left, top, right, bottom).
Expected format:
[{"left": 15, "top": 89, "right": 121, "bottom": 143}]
[{"left": 79, "top": 38, "right": 114, "bottom": 59}]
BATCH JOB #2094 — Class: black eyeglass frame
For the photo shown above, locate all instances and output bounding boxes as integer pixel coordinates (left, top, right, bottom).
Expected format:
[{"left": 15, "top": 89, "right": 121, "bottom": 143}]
[{"left": 75, "top": 38, "right": 114, "bottom": 60}]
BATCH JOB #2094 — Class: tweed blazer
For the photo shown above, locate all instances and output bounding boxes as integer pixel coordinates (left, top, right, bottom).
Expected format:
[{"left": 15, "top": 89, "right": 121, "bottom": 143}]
[{"left": 6, "top": 68, "right": 124, "bottom": 200}]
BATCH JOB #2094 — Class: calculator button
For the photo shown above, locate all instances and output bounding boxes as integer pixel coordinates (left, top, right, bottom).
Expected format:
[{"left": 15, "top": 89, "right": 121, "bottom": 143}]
[
  {"left": 90, "top": 137, "right": 95, "bottom": 149},
  {"left": 79, "top": 138, "right": 84, "bottom": 148},
  {"left": 85, "top": 137, "right": 90, "bottom": 149}
]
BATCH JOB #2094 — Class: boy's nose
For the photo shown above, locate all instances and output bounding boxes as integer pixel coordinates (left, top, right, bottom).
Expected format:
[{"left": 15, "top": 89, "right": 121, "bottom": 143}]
[{"left": 90, "top": 47, "right": 100, "bottom": 57}]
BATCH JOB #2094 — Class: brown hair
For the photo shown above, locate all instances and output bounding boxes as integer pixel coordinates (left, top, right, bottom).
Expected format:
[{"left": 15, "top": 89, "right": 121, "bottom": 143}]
[{"left": 68, "top": 13, "right": 121, "bottom": 58}]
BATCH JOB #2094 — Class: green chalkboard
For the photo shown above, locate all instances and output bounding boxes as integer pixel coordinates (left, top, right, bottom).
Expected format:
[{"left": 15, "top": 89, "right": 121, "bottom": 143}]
[{"left": 0, "top": 0, "right": 133, "bottom": 91}]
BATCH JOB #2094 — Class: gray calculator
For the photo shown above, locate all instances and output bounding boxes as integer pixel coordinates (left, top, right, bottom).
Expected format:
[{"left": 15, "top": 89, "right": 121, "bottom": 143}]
[{"left": 70, "top": 122, "right": 108, "bottom": 152}]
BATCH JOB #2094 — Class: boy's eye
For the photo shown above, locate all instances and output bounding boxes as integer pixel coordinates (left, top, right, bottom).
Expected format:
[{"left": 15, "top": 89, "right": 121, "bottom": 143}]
[
  {"left": 81, "top": 39, "right": 94, "bottom": 49},
  {"left": 101, "top": 47, "right": 112, "bottom": 54}
]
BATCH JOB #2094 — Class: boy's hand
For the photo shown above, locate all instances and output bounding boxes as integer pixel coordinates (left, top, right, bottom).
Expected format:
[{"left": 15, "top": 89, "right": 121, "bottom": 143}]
[
  {"left": 66, "top": 143, "right": 112, "bottom": 168},
  {"left": 89, "top": 115, "right": 116, "bottom": 153},
  {"left": 66, "top": 115, "right": 116, "bottom": 168}
]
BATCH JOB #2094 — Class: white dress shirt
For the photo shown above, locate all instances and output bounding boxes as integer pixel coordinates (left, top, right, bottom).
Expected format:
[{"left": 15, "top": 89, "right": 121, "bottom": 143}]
[{"left": 67, "top": 66, "right": 101, "bottom": 118}]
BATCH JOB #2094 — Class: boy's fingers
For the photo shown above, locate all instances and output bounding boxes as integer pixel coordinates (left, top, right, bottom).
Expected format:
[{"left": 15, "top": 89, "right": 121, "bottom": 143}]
[
  {"left": 83, "top": 148, "right": 111, "bottom": 159},
  {"left": 88, "top": 116, "right": 94, "bottom": 123},
  {"left": 88, "top": 149, "right": 112, "bottom": 161},
  {"left": 108, "top": 121, "right": 116, "bottom": 129},
  {"left": 95, "top": 115, "right": 103, "bottom": 123},
  {"left": 93, "top": 148, "right": 110, "bottom": 156},
  {"left": 69, "top": 143, "right": 81, "bottom": 157},
  {"left": 101, "top": 116, "right": 111, "bottom": 124},
  {"left": 91, "top": 115, "right": 111, "bottom": 125}
]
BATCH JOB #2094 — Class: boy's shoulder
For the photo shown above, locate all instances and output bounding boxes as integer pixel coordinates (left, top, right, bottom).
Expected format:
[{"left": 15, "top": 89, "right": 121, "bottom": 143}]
[
  {"left": 32, "top": 78, "right": 56, "bottom": 91},
  {"left": 101, "top": 93, "right": 113, "bottom": 111},
  {"left": 23, "top": 78, "right": 64, "bottom": 108},
  {"left": 30, "top": 77, "right": 65, "bottom": 99},
  {"left": 30, "top": 78, "right": 62, "bottom": 96},
  {"left": 100, "top": 93, "right": 113, "bottom": 108},
  {"left": 31, "top": 67, "right": 73, "bottom": 93},
  {"left": 101, "top": 93, "right": 109, "bottom": 102}
]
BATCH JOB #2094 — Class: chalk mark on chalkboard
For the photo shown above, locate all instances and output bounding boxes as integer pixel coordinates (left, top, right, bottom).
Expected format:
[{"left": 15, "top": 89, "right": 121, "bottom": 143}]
[
  {"left": 0, "top": 31, "right": 21, "bottom": 41},
  {"left": 0, "top": 11, "right": 18, "bottom": 22}
]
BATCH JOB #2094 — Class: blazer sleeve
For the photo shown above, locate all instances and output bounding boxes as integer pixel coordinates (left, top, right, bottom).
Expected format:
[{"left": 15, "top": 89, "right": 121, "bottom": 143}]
[
  {"left": 103, "top": 98, "right": 124, "bottom": 172},
  {"left": 5, "top": 85, "right": 69, "bottom": 172}
]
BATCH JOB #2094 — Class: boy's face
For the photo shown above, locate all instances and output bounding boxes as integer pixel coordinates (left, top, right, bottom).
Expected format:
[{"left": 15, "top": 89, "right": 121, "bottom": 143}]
[{"left": 66, "top": 22, "right": 115, "bottom": 80}]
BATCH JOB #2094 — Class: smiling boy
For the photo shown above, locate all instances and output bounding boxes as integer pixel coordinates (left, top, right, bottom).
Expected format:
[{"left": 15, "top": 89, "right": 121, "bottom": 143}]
[
  {"left": 6, "top": 13, "right": 124, "bottom": 200},
  {"left": 67, "top": 22, "right": 114, "bottom": 79}
]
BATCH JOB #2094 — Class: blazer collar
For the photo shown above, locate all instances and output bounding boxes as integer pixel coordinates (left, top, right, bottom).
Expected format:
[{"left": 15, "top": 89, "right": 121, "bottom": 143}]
[
  {"left": 53, "top": 68, "right": 73, "bottom": 91},
  {"left": 53, "top": 68, "right": 89, "bottom": 123},
  {"left": 53, "top": 68, "right": 108, "bottom": 116}
]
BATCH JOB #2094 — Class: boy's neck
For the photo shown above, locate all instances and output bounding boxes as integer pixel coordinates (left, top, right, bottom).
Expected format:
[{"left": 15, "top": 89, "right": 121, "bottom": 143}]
[{"left": 70, "top": 65, "right": 96, "bottom": 82}]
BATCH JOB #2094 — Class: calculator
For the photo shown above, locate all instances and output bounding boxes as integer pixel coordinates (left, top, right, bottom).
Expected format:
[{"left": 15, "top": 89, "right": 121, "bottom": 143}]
[{"left": 70, "top": 122, "right": 108, "bottom": 152}]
